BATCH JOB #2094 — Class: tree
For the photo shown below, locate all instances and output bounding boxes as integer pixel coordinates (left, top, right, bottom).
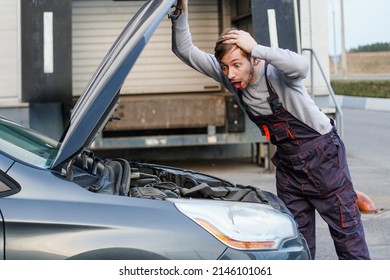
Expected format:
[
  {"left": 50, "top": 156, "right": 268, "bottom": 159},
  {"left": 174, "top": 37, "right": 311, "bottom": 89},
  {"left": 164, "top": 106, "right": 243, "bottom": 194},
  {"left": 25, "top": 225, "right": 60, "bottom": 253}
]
[{"left": 349, "top": 42, "right": 390, "bottom": 52}]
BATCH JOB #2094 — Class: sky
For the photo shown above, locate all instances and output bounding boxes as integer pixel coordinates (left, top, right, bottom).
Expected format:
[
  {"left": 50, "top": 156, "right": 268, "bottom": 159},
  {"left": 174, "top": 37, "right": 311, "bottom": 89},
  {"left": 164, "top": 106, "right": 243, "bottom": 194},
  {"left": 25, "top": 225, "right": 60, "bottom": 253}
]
[{"left": 328, "top": 0, "right": 390, "bottom": 55}]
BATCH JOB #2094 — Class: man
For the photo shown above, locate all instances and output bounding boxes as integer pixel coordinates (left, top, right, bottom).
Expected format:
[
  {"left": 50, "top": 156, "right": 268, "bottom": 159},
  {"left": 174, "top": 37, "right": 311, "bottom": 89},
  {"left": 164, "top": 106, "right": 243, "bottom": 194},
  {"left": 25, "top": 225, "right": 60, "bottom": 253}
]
[{"left": 170, "top": 0, "right": 370, "bottom": 259}]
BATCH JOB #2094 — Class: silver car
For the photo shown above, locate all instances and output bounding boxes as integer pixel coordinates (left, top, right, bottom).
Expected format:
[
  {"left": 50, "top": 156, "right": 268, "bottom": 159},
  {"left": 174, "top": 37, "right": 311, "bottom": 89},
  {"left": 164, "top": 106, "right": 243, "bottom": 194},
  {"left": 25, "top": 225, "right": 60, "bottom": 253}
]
[{"left": 0, "top": 0, "right": 310, "bottom": 260}]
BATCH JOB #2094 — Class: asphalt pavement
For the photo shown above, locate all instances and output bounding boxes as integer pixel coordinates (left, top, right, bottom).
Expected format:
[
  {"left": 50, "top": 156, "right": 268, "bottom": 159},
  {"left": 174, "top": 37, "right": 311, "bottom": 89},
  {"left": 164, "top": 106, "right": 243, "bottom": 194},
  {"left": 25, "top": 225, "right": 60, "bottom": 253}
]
[{"left": 168, "top": 108, "right": 390, "bottom": 260}]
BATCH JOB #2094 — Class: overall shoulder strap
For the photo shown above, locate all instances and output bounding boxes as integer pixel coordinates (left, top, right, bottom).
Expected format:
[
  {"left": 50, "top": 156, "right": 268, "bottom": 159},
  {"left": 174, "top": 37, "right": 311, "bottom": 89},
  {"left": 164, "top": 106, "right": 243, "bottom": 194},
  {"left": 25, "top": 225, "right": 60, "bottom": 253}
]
[{"left": 264, "top": 63, "right": 283, "bottom": 114}]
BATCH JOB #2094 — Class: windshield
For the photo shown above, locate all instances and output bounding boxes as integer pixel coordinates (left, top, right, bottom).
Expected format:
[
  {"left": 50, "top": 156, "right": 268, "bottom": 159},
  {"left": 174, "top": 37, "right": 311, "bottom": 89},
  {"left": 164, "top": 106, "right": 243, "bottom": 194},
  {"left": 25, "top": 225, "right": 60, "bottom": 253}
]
[{"left": 0, "top": 116, "right": 59, "bottom": 168}]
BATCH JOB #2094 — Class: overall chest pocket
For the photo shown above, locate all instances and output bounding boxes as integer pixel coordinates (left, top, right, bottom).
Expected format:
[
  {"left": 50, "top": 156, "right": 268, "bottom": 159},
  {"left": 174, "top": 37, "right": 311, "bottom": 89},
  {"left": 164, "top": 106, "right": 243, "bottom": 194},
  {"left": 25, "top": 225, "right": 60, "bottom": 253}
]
[{"left": 270, "top": 122, "right": 294, "bottom": 142}]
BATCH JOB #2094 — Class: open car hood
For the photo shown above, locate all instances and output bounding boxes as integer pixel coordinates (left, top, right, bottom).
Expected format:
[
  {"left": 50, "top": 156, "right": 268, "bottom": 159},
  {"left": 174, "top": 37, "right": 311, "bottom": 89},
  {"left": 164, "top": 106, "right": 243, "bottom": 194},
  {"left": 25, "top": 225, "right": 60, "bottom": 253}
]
[{"left": 50, "top": 0, "right": 175, "bottom": 169}]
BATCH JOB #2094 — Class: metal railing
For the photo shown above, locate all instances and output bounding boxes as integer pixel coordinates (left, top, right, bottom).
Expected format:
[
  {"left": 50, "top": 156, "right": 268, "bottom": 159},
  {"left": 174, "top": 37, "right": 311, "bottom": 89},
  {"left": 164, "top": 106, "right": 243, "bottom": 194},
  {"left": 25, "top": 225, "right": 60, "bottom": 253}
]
[{"left": 302, "top": 48, "right": 344, "bottom": 137}]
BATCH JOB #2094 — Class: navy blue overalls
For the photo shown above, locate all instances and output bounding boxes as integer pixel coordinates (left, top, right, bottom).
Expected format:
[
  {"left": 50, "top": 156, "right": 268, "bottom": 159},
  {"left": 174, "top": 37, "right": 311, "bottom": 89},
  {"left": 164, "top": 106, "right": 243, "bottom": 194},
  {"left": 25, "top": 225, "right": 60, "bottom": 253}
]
[{"left": 237, "top": 63, "right": 370, "bottom": 260}]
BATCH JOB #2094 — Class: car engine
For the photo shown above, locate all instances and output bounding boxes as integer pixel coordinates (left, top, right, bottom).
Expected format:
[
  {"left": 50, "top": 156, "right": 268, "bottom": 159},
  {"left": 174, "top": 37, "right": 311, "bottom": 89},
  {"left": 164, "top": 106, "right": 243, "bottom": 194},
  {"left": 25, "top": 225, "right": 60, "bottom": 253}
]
[{"left": 66, "top": 150, "right": 287, "bottom": 212}]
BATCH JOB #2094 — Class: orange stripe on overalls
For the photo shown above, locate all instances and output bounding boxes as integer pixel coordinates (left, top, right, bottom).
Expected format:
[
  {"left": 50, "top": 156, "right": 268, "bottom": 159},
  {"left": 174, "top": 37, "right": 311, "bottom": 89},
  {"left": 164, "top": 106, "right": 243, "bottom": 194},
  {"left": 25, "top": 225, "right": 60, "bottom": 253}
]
[{"left": 262, "top": 125, "right": 270, "bottom": 140}]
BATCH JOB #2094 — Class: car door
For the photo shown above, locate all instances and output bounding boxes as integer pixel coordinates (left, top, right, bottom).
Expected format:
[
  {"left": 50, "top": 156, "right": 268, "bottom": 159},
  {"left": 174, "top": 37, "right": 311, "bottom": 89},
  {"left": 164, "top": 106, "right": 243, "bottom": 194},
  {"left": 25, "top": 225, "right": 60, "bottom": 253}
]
[{"left": 0, "top": 169, "right": 21, "bottom": 260}]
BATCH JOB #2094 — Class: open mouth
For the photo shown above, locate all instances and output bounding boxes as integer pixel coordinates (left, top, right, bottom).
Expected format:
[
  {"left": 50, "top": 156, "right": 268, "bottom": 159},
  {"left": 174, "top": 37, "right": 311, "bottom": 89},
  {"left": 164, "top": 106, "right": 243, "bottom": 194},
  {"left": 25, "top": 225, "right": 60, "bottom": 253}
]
[{"left": 232, "top": 81, "right": 243, "bottom": 89}]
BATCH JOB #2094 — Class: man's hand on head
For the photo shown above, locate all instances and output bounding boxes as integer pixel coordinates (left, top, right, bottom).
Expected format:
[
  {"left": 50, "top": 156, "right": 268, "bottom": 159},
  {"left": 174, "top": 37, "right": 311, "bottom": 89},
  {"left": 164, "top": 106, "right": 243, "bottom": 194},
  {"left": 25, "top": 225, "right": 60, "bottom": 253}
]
[{"left": 221, "top": 30, "right": 257, "bottom": 55}]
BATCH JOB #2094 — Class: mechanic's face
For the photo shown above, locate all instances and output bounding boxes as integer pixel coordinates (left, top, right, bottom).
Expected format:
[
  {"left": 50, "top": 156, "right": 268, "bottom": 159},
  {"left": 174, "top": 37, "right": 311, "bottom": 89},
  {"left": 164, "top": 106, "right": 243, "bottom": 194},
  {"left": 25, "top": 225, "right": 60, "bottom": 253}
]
[{"left": 219, "top": 47, "right": 255, "bottom": 90}]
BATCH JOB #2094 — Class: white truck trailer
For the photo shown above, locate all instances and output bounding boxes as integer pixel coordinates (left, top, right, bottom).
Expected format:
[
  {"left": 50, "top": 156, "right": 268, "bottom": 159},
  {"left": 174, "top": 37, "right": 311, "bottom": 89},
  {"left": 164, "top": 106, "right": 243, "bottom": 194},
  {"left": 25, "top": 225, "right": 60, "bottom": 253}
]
[{"left": 0, "top": 0, "right": 337, "bottom": 165}]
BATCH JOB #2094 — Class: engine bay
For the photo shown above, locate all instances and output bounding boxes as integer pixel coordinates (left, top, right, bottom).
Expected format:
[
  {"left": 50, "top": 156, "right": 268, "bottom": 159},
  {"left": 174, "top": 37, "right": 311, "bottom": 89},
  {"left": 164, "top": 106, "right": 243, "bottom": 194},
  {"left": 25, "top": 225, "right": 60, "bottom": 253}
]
[{"left": 65, "top": 150, "right": 287, "bottom": 213}]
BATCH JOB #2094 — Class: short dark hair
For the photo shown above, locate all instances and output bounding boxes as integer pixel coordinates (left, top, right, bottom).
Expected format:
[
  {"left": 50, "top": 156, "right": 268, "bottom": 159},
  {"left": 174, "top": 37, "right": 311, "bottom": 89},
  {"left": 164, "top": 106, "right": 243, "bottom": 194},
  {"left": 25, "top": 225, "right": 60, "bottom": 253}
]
[{"left": 214, "top": 28, "right": 251, "bottom": 62}]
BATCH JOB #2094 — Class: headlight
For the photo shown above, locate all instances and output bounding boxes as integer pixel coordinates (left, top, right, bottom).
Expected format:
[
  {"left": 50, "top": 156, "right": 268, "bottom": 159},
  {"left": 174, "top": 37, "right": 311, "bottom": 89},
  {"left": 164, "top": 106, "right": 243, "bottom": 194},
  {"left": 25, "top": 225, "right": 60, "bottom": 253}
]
[{"left": 173, "top": 200, "right": 297, "bottom": 250}]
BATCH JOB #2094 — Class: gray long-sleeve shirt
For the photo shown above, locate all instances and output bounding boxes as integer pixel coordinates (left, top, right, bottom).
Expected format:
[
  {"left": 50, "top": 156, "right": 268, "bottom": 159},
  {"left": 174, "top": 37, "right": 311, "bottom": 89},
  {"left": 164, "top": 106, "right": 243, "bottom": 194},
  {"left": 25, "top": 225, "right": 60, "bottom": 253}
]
[{"left": 171, "top": 13, "right": 332, "bottom": 135}]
